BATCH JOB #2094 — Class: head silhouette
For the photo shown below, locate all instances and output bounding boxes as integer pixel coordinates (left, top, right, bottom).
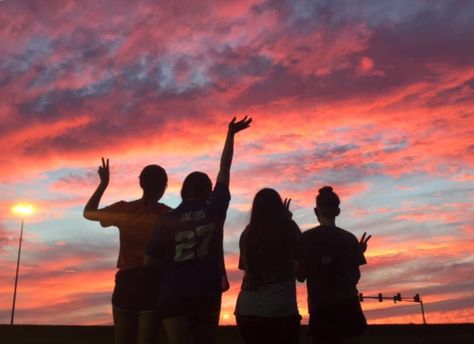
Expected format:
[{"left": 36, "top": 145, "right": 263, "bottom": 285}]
[
  {"left": 315, "top": 186, "right": 340, "bottom": 219},
  {"left": 181, "top": 171, "right": 213, "bottom": 202},
  {"left": 139, "top": 165, "right": 168, "bottom": 200},
  {"left": 250, "top": 188, "right": 286, "bottom": 230}
]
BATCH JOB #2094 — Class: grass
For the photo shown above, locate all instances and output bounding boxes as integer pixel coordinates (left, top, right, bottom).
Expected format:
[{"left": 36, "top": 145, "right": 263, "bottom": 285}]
[{"left": 0, "top": 324, "right": 473, "bottom": 344}]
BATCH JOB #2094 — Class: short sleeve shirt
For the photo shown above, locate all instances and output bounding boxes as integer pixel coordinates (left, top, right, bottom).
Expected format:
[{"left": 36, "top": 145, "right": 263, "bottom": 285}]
[
  {"left": 238, "top": 219, "right": 302, "bottom": 289},
  {"left": 146, "top": 183, "right": 231, "bottom": 312},
  {"left": 98, "top": 200, "right": 171, "bottom": 269},
  {"left": 300, "top": 225, "right": 366, "bottom": 309}
]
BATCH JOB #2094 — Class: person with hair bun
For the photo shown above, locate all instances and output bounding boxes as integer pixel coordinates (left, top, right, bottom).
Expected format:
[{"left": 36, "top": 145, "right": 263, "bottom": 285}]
[{"left": 297, "top": 186, "right": 371, "bottom": 344}]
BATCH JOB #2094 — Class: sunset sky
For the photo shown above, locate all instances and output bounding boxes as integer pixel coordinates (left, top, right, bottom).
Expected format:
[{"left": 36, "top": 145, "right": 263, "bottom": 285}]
[{"left": 1, "top": 0, "right": 473, "bottom": 326}]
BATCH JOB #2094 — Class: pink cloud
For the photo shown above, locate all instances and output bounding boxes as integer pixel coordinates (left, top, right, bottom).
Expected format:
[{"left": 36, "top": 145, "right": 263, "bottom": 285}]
[{"left": 0, "top": 0, "right": 473, "bottom": 325}]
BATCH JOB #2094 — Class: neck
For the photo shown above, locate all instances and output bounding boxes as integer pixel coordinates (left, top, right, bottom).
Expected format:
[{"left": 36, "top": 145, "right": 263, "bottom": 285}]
[
  {"left": 142, "top": 192, "right": 158, "bottom": 205},
  {"left": 319, "top": 217, "right": 336, "bottom": 227}
]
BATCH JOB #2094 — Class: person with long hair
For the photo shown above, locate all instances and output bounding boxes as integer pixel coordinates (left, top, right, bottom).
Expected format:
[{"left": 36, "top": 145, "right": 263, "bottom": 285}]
[
  {"left": 145, "top": 116, "right": 252, "bottom": 344},
  {"left": 235, "top": 188, "right": 302, "bottom": 344},
  {"left": 297, "top": 186, "right": 371, "bottom": 344},
  {"left": 84, "top": 159, "right": 170, "bottom": 344}
]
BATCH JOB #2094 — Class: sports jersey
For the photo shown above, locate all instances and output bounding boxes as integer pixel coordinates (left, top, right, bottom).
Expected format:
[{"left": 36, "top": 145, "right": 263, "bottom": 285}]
[
  {"left": 98, "top": 200, "right": 171, "bottom": 269},
  {"left": 300, "top": 225, "right": 366, "bottom": 310},
  {"left": 146, "top": 183, "right": 231, "bottom": 315}
]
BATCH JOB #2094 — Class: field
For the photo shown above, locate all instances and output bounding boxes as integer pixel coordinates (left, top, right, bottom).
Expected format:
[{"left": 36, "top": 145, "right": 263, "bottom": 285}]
[{"left": 0, "top": 324, "right": 473, "bottom": 344}]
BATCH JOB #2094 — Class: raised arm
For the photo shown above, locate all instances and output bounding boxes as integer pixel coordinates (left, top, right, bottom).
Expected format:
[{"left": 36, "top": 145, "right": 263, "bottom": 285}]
[
  {"left": 216, "top": 116, "right": 252, "bottom": 187},
  {"left": 83, "top": 157, "right": 110, "bottom": 221}
]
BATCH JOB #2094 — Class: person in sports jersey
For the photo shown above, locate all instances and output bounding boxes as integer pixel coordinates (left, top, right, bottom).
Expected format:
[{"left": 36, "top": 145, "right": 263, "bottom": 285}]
[
  {"left": 297, "top": 186, "right": 371, "bottom": 344},
  {"left": 235, "top": 188, "right": 302, "bottom": 344},
  {"left": 84, "top": 158, "right": 171, "bottom": 344},
  {"left": 145, "top": 116, "right": 252, "bottom": 344}
]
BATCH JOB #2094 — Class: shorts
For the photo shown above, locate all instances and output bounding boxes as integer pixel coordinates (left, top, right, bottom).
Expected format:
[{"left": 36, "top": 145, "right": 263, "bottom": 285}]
[
  {"left": 159, "top": 293, "right": 222, "bottom": 318},
  {"left": 309, "top": 298, "right": 367, "bottom": 341},
  {"left": 236, "top": 314, "right": 301, "bottom": 344},
  {"left": 112, "top": 267, "right": 159, "bottom": 311}
]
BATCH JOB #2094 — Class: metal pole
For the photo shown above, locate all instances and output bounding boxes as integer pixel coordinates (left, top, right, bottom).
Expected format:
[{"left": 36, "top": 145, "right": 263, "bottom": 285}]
[
  {"left": 11, "top": 218, "right": 24, "bottom": 325},
  {"left": 420, "top": 301, "right": 427, "bottom": 325}
]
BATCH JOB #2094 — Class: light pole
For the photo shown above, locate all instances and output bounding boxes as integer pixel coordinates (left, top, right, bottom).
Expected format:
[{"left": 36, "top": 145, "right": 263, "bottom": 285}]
[{"left": 10, "top": 203, "right": 34, "bottom": 325}]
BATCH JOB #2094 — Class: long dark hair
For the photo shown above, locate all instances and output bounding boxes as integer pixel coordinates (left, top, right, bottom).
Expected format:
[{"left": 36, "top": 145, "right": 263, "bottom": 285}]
[{"left": 243, "top": 188, "right": 296, "bottom": 282}]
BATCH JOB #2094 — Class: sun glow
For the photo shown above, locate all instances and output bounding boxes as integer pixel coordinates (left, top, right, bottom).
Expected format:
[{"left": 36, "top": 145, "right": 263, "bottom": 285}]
[{"left": 11, "top": 203, "right": 35, "bottom": 217}]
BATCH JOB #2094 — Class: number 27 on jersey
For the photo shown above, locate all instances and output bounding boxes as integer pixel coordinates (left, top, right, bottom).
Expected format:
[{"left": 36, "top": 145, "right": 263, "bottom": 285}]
[{"left": 174, "top": 223, "right": 216, "bottom": 262}]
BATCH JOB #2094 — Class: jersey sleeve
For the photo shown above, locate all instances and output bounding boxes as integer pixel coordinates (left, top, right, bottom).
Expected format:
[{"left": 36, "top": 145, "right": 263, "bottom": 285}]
[
  {"left": 207, "top": 182, "right": 231, "bottom": 220},
  {"left": 97, "top": 201, "right": 127, "bottom": 228}
]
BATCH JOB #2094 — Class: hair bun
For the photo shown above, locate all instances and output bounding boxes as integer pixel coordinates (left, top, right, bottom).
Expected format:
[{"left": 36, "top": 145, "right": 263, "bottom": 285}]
[
  {"left": 319, "top": 186, "right": 333, "bottom": 195},
  {"left": 316, "top": 186, "right": 340, "bottom": 217}
]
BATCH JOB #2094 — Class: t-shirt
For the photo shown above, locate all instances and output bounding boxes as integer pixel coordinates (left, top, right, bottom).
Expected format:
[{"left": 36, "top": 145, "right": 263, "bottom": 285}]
[
  {"left": 300, "top": 225, "right": 366, "bottom": 310},
  {"left": 235, "top": 220, "right": 301, "bottom": 317},
  {"left": 98, "top": 200, "right": 171, "bottom": 270},
  {"left": 238, "top": 220, "right": 302, "bottom": 290},
  {"left": 146, "top": 183, "right": 231, "bottom": 312}
]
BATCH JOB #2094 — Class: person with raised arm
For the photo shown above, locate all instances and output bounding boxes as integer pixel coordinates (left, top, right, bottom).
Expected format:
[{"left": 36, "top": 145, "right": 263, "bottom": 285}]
[
  {"left": 145, "top": 116, "right": 252, "bottom": 344},
  {"left": 235, "top": 189, "right": 302, "bottom": 344},
  {"left": 84, "top": 158, "right": 171, "bottom": 344},
  {"left": 297, "top": 186, "right": 371, "bottom": 344}
]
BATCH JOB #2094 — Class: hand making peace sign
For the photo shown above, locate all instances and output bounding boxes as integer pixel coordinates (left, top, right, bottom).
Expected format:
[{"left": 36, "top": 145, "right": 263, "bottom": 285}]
[
  {"left": 283, "top": 198, "right": 293, "bottom": 218},
  {"left": 98, "top": 157, "right": 110, "bottom": 186},
  {"left": 359, "top": 232, "right": 372, "bottom": 254}
]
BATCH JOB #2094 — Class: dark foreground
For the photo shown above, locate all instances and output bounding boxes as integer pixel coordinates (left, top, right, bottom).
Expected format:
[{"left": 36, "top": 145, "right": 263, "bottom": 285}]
[{"left": 0, "top": 324, "right": 473, "bottom": 344}]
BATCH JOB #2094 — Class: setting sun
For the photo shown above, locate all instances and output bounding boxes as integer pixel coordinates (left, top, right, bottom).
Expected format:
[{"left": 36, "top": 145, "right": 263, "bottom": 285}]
[{"left": 11, "top": 203, "right": 35, "bottom": 217}]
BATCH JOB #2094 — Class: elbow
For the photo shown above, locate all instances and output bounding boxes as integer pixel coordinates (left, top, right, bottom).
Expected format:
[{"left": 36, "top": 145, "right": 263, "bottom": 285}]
[{"left": 83, "top": 209, "right": 98, "bottom": 221}]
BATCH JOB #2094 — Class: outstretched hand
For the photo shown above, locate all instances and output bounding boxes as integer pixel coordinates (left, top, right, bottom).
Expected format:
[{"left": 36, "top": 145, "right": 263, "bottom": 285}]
[
  {"left": 98, "top": 157, "right": 110, "bottom": 186},
  {"left": 359, "top": 232, "right": 372, "bottom": 254},
  {"left": 228, "top": 116, "right": 252, "bottom": 134},
  {"left": 284, "top": 198, "right": 293, "bottom": 218}
]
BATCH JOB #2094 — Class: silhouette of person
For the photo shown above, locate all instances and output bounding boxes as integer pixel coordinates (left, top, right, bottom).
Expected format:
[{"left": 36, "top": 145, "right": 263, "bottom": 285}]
[
  {"left": 145, "top": 116, "right": 252, "bottom": 344},
  {"left": 84, "top": 159, "right": 170, "bottom": 344},
  {"left": 235, "top": 188, "right": 302, "bottom": 344},
  {"left": 297, "top": 186, "right": 371, "bottom": 344}
]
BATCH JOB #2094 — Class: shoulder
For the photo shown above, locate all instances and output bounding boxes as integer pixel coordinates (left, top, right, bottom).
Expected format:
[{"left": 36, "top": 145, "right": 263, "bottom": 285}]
[
  {"left": 337, "top": 227, "right": 358, "bottom": 242},
  {"left": 290, "top": 219, "right": 301, "bottom": 229},
  {"left": 301, "top": 226, "right": 319, "bottom": 238},
  {"left": 240, "top": 225, "right": 251, "bottom": 241},
  {"left": 213, "top": 182, "right": 231, "bottom": 199},
  {"left": 102, "top": 200, "right": 129, "bottom": 211},
  {"left": 111, "top": 200, "right": 129, "bottom": 207},
  {"left": 156, "top": 202, "right": 173, "bottom": 214}
]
